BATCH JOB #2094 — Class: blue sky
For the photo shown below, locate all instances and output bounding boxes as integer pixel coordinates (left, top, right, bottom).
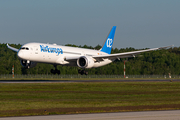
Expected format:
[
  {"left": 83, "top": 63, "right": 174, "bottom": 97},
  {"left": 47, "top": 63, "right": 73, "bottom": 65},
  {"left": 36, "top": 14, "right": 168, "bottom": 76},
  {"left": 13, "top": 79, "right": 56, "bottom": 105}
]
[{"left": 0, "top": 0, "right": 180, "bottom": 49}]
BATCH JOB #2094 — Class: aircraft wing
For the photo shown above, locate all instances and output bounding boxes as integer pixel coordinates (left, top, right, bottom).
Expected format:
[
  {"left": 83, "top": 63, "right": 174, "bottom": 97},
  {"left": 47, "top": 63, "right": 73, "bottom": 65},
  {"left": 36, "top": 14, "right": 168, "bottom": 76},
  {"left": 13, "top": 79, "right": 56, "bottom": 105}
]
[
  {"left": 7, "top": 44, "right": 19, "bottom": 52},
  {"left": 93, "top": 45, "right": 173, "bottom": 61}
]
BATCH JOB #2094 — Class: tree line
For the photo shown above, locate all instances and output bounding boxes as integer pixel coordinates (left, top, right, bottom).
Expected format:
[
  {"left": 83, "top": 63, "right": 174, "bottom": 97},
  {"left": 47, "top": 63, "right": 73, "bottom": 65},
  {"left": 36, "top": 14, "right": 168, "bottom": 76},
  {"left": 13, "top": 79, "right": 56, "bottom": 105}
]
[{"left": 0, "top": 43, "right": 180, "bottom": 75}]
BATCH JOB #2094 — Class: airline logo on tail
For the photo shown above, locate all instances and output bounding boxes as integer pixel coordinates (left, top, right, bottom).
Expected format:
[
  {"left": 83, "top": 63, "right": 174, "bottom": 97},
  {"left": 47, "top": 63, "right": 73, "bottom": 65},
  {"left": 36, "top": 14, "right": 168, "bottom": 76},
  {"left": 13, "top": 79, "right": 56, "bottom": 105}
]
[
  {"left": 100, "top": 26, "right": 116, "bottom": 54},
  {"left": 106, "top": 38, "right": 113, "bottom": 48}
]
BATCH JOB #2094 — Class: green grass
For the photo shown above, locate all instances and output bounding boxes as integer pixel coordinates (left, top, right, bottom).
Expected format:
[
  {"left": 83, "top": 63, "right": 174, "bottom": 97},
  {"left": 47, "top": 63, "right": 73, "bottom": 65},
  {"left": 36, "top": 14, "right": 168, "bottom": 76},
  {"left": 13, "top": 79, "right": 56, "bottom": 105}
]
[
  {"left": 0, "top": 77, "right": 179, "bottom": 80},
  {"left": 0, "top": 82, "right": 180, "bottom": 116}
]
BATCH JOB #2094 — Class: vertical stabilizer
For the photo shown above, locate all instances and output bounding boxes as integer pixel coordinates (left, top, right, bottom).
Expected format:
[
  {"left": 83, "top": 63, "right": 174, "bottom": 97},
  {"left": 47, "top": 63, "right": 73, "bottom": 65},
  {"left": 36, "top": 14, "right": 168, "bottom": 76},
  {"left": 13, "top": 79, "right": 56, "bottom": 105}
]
[{"left": 100, "top": 26, "right": 116, "bottom": 54}]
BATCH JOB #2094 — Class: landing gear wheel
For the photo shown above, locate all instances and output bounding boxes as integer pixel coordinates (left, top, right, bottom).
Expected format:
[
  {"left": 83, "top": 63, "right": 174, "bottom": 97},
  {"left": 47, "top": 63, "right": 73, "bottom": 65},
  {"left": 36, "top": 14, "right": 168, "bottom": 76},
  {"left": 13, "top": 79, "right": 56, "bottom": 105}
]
[
  {"left": 55, "top": 69, "right": 60, "bottom": 75},
  {"left": 51, "top": 69, "right": 55, "bottom": 74},
  {"left": 85, "top": 71, "right": 88, "bottom": 75},
  {"left": 51, "top": 65, "right": 60, "bottom": 75},
  {"left": 78, "top": 69, "right": 88, "bottom": 75},
  {"left": 78, "top": 69, "right": 82, "bottom": 74},
  {"left": 81, "top": 70, "right": 85, "bottom": 75}
]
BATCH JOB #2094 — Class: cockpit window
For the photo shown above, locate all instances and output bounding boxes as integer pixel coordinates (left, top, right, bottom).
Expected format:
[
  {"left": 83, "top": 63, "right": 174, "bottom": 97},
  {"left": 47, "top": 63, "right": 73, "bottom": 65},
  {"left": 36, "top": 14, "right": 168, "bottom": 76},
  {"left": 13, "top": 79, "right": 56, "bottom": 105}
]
[{"left": 20, "top": 47, "right": 29, "bottom": 50}]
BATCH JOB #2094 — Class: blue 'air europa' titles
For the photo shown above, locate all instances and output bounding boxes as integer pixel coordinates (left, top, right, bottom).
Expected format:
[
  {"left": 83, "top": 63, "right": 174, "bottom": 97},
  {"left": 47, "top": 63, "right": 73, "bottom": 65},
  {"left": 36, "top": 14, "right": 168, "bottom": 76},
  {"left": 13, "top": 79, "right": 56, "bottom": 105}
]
[{"left": 40, "top": 45, "right": 63, "bottom": 55}]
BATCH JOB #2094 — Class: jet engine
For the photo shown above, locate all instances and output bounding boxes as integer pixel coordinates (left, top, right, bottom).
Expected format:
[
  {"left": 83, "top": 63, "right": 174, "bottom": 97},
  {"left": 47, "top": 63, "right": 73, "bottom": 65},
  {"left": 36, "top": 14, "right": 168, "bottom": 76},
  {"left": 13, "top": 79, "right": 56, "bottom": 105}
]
[
  {"left": 20, "top": 60, "right": 37, "bottom": 68},
  {"left": 77, "top": 56, "right": 94, "bottom": 69}
]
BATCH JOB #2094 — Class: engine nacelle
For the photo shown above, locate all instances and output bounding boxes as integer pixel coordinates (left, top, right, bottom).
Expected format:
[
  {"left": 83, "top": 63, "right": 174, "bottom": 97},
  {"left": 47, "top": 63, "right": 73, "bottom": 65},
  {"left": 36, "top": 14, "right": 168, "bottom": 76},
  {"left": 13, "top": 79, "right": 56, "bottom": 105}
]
[
  {"left": 77, "top": 56, "right": 94, "bottom": 69},
  {"left": 20, "top": 60, "right": 37, "bottom": 69}
]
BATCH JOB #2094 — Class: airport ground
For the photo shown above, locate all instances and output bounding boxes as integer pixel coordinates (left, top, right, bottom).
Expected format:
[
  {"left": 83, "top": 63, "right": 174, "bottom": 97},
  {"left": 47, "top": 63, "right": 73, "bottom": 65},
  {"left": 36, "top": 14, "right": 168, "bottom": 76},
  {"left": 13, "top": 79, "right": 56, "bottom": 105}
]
[
  {"left": 1, "top": 110, "right": 180, "bottom": 120},
  {"left": 0, "top": 79, "right": 180, "bottom": 117}
]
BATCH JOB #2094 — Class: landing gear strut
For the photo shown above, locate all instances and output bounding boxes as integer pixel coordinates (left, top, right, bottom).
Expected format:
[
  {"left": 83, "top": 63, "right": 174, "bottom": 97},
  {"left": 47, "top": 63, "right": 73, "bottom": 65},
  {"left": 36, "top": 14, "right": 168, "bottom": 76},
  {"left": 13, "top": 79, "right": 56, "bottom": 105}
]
[
  {"left": 78, "top": 69, "right": 88, "bottom": 75},
  {"left": 51, "top": 65, "right": 60, "bottom": 75}
]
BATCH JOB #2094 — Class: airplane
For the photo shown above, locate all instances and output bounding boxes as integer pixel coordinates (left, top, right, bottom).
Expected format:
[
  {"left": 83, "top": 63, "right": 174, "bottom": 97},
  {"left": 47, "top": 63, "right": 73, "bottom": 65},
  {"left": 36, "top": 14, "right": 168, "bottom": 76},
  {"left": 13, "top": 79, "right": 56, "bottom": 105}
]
[{"left": 7, "top": 26, "right": 172, "bottom": 75}]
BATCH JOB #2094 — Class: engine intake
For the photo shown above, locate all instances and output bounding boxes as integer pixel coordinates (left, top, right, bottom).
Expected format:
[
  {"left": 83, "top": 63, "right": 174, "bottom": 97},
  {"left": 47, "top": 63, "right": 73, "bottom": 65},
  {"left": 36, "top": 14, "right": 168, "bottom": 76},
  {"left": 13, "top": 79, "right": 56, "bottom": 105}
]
[
  {"left": 20, "top": 60, "right": 37, "bottom": 68},
  {"left": 77, "top": 56, "right": 94, "bottom": 69}
]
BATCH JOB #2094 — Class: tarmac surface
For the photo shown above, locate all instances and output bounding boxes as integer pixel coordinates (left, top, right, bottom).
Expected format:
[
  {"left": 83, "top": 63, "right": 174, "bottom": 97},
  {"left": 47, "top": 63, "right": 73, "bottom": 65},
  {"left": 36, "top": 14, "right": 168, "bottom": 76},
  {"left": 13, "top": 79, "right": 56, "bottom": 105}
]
[{"left": 1, "top": 110, "right": 180, "bottom": 120}]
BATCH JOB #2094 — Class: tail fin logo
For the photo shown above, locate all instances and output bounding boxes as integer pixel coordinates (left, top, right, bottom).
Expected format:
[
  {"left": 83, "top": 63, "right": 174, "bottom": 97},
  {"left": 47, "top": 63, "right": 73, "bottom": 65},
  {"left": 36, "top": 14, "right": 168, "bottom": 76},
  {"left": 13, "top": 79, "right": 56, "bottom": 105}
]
[
  {"left": 100, "top": 26, "right": 116, "bottom": 54},
  {"left": 106, "top": 38, "right": 113, "bottom": 48}
]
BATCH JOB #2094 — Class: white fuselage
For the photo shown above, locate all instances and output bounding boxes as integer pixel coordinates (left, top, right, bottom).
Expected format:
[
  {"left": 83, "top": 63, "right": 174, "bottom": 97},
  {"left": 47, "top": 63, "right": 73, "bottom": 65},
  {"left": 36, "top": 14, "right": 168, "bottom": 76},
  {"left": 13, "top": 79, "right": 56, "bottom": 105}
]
[{"left": 17, "top": 42, "right": 113, "bottom": 68}]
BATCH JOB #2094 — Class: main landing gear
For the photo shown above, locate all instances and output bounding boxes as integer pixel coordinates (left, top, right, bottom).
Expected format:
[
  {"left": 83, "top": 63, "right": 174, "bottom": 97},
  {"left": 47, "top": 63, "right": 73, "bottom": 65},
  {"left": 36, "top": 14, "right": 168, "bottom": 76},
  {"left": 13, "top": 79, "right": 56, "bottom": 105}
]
[
  {"left": 51, "top": 65, "right": 60, "bottom": 75},
  {"left": 78, "top": 69, "right": 88, "bottom": 75}
]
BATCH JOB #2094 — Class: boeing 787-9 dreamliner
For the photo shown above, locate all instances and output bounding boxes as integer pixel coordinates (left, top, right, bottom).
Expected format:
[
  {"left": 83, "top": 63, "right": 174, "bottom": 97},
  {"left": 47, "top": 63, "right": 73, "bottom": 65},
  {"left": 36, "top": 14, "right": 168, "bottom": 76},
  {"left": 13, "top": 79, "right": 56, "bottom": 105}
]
[{"left": 7, "top": 26, "right": 171, "bottom": 75}]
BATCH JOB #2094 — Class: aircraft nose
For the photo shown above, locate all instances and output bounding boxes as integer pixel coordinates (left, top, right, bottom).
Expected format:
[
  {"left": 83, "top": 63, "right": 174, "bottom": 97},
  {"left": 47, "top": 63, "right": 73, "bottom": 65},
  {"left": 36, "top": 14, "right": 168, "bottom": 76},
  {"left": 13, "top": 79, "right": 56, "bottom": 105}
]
[{"left": 17, "top": 51, "right": 24, "bottom": 59}]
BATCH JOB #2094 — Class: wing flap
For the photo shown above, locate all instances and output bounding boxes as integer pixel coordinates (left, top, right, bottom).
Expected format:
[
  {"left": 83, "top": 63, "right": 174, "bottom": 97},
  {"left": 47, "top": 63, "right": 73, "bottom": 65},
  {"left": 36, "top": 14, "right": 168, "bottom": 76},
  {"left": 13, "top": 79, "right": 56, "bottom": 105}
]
[{"left": 93, "top": 45, "right": 173, "bottom": 60}]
